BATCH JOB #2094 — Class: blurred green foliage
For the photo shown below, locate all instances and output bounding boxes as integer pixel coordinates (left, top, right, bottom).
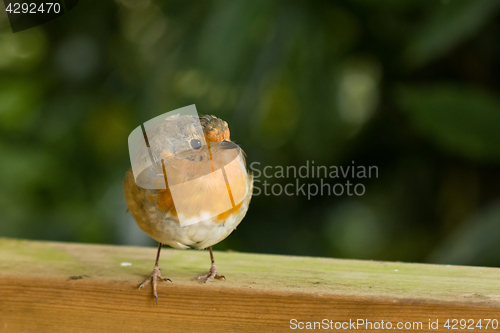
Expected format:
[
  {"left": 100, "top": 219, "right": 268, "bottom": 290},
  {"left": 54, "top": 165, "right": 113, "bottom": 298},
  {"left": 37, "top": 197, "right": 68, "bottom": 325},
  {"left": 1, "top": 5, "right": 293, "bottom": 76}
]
[{"left": 1, "top": 0, "right": 500, "bottom": 267}]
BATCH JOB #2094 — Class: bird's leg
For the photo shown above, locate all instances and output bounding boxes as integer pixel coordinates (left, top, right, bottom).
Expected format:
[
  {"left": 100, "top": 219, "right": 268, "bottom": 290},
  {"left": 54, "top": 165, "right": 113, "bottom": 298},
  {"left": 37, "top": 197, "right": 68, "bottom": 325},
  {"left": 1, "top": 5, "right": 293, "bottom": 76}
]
[
  {"left": 139, "top": 243, "right": 172, "bottom": 304},
  {"left": 196, "top": 246, "right": 225, "bottom": 283}
]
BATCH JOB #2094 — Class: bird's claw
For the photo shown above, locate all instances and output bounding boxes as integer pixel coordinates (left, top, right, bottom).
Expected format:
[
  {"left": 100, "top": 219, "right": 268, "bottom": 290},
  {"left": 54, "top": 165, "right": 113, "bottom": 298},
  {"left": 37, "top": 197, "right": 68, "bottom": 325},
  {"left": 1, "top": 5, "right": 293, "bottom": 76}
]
[
  {"left": 196, "top": 264, "right": 225, "bottom": 283},
  {"left": 139, "top": 266, "right": 171, "bottom": 304}
]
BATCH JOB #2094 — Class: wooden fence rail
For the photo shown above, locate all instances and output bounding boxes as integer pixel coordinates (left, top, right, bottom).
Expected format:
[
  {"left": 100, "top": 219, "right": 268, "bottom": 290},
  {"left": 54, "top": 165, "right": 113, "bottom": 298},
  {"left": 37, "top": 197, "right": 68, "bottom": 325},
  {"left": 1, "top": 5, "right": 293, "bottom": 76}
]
[{"left": 0, "top": 238, "right": 499, "bottom": 332}]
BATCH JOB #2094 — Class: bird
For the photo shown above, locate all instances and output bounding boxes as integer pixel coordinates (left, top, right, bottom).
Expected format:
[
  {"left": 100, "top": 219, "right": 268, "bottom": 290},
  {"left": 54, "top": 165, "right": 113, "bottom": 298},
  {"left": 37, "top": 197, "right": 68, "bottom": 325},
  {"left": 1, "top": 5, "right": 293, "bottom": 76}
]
[{"left": 124, "top": 113, "right": 253, "bottom": 304}]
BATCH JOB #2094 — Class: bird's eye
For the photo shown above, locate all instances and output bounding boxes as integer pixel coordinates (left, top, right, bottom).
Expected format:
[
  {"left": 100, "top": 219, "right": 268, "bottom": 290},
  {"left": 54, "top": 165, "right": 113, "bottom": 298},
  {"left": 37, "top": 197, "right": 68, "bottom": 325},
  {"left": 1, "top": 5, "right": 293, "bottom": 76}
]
[{"left": 190, "top": 139, "right": 202, "bottom": 150}]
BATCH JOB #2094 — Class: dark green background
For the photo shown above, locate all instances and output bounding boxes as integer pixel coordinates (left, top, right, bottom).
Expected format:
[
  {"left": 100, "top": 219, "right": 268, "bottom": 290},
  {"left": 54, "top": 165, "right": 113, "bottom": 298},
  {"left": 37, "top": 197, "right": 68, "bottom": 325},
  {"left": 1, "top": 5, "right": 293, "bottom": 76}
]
[{"left": 1, "top": 0, "right": 500, "bottom": 267}]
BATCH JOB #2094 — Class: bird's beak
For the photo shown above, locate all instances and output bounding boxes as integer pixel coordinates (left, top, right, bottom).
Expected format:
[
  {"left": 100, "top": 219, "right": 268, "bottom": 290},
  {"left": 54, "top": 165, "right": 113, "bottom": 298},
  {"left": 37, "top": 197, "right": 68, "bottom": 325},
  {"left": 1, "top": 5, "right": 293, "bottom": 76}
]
[{"left": 220, "top": 140, "right": 239, "bottom": 150}]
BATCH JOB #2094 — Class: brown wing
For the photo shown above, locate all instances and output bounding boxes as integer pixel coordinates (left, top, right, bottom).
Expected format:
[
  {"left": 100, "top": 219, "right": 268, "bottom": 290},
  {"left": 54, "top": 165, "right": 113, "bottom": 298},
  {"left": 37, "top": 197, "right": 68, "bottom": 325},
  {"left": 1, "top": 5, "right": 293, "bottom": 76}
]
[{"left": 124, "top": 169, "right": 178, "bottom": 233}]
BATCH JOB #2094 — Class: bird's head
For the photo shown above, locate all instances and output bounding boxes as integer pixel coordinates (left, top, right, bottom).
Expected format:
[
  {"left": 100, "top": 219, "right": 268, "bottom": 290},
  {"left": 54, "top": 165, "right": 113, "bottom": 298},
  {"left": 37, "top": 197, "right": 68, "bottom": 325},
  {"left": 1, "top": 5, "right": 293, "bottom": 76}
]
[
  {"left": 133, "top": 113, "right": 240, "bottom": 188},
  {"left": 199, "top": 114, "right": 230, "bottom": 143}
]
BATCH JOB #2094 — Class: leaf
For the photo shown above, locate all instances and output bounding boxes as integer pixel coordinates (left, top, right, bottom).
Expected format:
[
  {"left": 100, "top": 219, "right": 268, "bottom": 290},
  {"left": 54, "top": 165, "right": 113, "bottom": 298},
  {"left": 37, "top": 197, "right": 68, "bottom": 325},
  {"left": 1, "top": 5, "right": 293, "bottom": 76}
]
[
  {"left": 196, "top": 0, "right": 276, "bottom": 80},
  {"left": 396, "top": 83, "right": 500, "bottom": 162},
  {"left": 0, "top": 80, "right": 42, "bottom": 131},
  {"left": 427, "top": 200, "right": 500, "bottom": 266},
  {"left": 403, "top": 0, "right": 500, "bottom": 69}
]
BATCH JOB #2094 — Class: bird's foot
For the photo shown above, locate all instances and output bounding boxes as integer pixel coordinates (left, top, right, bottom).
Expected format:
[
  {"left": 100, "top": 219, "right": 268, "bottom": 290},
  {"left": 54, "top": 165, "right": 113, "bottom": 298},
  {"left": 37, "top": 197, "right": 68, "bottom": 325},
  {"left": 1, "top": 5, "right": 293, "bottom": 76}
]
[
  {"left": 196, "top": 263, "right": 225, "bottom": 283},
  {"left": 139, "top": 266, "right": 172, "bottom": 304}
]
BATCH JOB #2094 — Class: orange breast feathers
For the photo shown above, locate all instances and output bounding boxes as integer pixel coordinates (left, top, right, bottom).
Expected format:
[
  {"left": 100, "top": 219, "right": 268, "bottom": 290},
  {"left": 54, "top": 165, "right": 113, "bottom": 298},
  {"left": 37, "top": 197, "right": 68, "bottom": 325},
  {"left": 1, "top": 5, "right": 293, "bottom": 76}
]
[{"left": 148, "top": 130, "right": 248, "bottom": 223}]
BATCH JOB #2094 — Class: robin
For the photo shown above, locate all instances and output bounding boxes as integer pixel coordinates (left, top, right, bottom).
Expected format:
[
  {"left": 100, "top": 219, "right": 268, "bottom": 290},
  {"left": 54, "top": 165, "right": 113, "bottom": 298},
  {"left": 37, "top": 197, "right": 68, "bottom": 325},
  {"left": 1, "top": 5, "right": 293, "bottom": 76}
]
[{"left": 124, "top": 113, "right": 253, "bottom": 304}]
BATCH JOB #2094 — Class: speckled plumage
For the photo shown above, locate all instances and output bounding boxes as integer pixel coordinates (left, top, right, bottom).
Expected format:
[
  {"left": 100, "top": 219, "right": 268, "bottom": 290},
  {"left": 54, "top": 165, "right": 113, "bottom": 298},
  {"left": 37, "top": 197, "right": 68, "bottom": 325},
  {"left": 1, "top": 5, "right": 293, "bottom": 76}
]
[{"left": 124, "top": 113, "right": 252, "bottom": 250}]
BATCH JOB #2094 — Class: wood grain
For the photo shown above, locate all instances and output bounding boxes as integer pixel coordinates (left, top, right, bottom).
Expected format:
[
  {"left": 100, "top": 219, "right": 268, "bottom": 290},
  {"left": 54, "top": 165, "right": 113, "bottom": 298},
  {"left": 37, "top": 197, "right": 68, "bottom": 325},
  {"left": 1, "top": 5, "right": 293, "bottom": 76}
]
[{"left": 0, "top": 238, "right": 499, "bottom": 332}]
